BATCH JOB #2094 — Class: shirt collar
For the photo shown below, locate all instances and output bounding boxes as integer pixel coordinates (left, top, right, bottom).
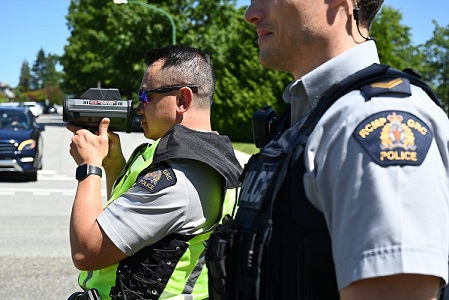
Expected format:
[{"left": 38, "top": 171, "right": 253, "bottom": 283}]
[{"left": 283, "top": 41, "right": 380, "bottom": 124}]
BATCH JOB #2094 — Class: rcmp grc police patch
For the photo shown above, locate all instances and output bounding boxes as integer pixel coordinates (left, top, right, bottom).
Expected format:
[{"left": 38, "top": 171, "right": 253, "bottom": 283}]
[
  {"left": 353, "top": 110, "right": 433, "bottom": 166},
  {"left": 136, "top": 163, "right": 177, "bottom": 193}
]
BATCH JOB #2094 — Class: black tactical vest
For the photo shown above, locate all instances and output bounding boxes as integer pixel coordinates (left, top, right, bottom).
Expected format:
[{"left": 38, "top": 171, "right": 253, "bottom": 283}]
[
  {"left": 234, "top": 108, "right": 339, "bottom": 299},
  {"left": 109, "top": 125, "right": 242, "bottom": 300}
]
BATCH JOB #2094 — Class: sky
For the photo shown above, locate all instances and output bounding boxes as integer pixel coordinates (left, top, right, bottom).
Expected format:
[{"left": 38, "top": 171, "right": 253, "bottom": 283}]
[{"left": 0, "top": 0, "right": 448, "bottom": 88}]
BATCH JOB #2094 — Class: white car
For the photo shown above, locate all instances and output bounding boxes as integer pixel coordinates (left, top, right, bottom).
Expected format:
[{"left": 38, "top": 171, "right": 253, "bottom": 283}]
[
  {"left": 23, "top": 102, "right": 43, "bottom": 117},
  {"left": 0, "top": 102, "right": 20, "bottom": 107}
]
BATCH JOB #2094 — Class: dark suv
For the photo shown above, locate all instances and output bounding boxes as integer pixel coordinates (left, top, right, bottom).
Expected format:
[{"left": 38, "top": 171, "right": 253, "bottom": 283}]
[{"left": 0, "top": 106, "right": 45, "bottom": 181}]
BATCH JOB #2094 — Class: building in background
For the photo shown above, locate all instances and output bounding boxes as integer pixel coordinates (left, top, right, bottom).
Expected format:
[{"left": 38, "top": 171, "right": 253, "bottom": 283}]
[{"left": 0, "top": 83, "right": 16, "bottom": 101}]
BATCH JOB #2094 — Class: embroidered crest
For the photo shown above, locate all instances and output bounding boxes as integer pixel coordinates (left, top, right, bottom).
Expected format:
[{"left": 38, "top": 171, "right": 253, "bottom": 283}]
[
  {"left": 137, "top": 163, "right": 177, "bottom": 193},
  {"left": 353, "top": 110, "right": 433, "bottom": 166}
]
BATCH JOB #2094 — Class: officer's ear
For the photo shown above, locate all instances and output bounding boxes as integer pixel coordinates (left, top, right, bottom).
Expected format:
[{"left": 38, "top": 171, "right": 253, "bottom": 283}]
[{"left": 176, "top": 87, "right": 193, "bottom": 113}]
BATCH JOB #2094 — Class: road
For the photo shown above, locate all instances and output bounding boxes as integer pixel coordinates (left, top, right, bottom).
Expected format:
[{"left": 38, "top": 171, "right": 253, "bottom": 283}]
[
  {"left": 0, "top": 114, "right": 154, "bottom": 299},
  {"left": 0, "top": 114, "right": 250, "bottom": 299}
]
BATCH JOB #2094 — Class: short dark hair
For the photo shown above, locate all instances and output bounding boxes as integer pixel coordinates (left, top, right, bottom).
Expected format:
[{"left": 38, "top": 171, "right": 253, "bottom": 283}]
[
  {"left": 144, "top": 45, "right": 215, "bottom": 109},
  {"left": 358, "top": 0, "right": 385, "bottom": 29}
]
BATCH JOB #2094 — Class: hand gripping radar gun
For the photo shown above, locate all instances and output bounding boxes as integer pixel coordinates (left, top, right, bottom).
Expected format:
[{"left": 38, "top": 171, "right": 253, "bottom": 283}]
[{"left": 63, "top": 88, "right": 133, "bottom": 133}]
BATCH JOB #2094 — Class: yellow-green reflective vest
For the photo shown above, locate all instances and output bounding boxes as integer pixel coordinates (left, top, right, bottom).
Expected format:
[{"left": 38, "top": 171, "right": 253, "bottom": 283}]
[{"left": 78, "top": 139, "right": 236, "bottom": 299}]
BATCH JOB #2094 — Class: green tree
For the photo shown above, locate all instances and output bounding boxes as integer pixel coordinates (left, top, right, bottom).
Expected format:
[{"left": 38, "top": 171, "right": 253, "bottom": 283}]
[
  {"left": 18, "top": 60, "right": 32, "bottom": 92},
  {"left": 30, "top": 49, "right": 62, "bottom": 91},
  {"left": 31, "top": 49, "right": 47, "bottom": 90},
  {"left": 43, "top": 54, "right": 62, "bottom": 87},
  {"left": 370, "top": 6, "right": 419, "bottom": 70},
  {"left": 0, "top": 90, "right": 7, "bottom": 102},
  {"left": 422, "top": 21, "right": 449, "bottom": 107},
  {"left": 62, "top": 0, "right": 174, "bottom": 98},
  {"left": 44, "top": 85, "right": 65, "bottom": 105}
]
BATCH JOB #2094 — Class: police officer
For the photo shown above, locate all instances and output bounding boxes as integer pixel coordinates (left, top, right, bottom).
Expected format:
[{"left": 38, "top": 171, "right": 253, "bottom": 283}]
[
  {"left": 66, "top": 45, "right": 242, "bottom": 299},
  {"left": 220, "top": 0, "right": 449, "bottom": 299}
]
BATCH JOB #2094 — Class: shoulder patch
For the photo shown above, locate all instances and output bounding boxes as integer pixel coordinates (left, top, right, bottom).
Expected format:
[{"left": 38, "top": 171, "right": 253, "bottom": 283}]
[
  {"left": 353, "top": 110, "right": 433, "bottom": 166},
  {"left": 361, "top": 77, "right": 412, "bottom": 99},
  {"left": 136, "top": 163, "right": 177, "bottom": 193}
]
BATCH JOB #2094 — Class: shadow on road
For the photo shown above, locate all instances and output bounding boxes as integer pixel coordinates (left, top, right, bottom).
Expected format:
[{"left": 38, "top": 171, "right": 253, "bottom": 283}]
[{"left": 0, "top": 173, "right": 29, "bottom": 182}]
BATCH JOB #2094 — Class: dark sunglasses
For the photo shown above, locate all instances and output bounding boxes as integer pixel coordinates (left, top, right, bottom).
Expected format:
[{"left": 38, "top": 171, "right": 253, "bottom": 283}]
[{"left": 137, "top": 85, "right": 200, "bottom": 104}]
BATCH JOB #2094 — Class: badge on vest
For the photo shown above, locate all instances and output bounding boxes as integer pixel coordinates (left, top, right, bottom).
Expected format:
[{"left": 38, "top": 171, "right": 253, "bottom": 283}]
[
  {"left": 137, "top": 163, "right": 177, "bottom": 193},
  {"left": 353, "top": 110, "right": 433, "bottom": 166}
]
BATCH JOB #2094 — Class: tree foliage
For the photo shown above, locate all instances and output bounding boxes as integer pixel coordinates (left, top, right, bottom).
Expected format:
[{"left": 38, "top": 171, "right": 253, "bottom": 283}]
[
  {"left": 43, "top": 54, "right": 62, "bottom": 88},
  {"left": 16, "top": 49, "right": 64, "bottom": 104},
  {"left": 62, "top": 0, "right": 180, "bottom": 99},
  {"left": 370, "top": 6, "right": 417, "bottom": 70},
  {"left": 31, "top": 49, "right": 47, "bottom": 90},
  {"left": 422, "top": 21, "right": 449, "bottom": 106},
  {"left": 18, "top": 60, "right": 32, "bottom": 93},
  {"left": 371, "top": 7, "right": 449, "bottom": 108}
]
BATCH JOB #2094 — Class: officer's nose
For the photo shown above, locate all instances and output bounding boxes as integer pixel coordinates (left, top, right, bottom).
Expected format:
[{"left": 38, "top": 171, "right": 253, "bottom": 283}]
[{"left": 136, "top": 103, "right": 144, "bottom": 115}]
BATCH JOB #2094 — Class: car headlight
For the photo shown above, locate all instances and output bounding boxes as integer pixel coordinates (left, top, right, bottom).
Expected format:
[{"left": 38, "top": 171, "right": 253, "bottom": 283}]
[{"left": 18, "top": 139, "right": 36, "bottom": 151}]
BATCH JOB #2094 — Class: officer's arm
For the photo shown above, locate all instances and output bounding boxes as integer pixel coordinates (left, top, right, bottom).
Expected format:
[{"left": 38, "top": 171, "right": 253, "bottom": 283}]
[
  {"left": 68, "top": 119, "right": 127, "bottom": 270},
  {"left": 340, "top": 274, "right": 440, "bottom": 300},
  {"left": 70, "top": 173, "right": 127, "bottom": 270}
]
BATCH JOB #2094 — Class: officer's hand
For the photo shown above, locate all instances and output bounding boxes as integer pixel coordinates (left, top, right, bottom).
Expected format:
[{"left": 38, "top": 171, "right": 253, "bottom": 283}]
[
  {"left": 68, "top": 118, "right": 110, "bottom": 166},
  {"left": 102, "top": 125, "right": 125, "bottom": 173}
]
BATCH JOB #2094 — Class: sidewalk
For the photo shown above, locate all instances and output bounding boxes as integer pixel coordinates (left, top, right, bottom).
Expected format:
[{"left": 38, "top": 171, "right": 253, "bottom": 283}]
[{"left": 234, "top": 150, "right": 251, "bottom": 167}]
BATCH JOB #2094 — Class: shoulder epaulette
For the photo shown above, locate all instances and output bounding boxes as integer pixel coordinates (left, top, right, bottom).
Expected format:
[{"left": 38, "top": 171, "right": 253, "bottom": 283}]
[
  {"left": 301, "top": 63, "right": 441, "bottom": 131},
  {"left": 361, "top": 76, "right": 412, "bottom": 99}
]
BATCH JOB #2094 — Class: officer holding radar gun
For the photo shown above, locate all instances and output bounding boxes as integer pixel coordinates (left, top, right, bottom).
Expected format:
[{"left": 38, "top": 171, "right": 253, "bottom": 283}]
[
  {"left": 65, "top": 45, "right": 242, "bottom": 300},
  {"left": 205, "top": 0, "right": 449, "bottom": 299}
]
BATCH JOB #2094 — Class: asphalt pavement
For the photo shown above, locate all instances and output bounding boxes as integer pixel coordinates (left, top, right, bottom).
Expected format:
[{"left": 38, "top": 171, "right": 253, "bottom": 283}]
[{"left": 0, "top": 114, "right": 252, "bottom": 299}]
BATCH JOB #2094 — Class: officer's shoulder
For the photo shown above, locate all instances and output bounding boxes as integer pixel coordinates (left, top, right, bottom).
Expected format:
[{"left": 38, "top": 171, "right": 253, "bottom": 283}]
[
  {"left": 360, "top": 76, "right": 412, "bottom": 99},
  {"left": 136, "top": 162, "right": 177, "bottom": 193},
  {"left": 359, "top": 66, "right": 439, "bottom": 104}
]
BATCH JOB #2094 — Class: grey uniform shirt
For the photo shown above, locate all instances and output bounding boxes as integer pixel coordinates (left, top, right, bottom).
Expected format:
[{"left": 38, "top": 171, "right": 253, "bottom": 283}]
[
  {"left": 98, "top": 158, "right": 222, "bottom": 256},
  {"left": 285, "top": 41, "right": 449, "bottom": 289}
]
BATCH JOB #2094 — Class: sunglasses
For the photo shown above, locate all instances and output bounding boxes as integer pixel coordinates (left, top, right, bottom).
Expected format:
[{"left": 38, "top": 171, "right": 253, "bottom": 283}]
[{"left": 137, "top": 85, "right": 200, "bottom": 104}]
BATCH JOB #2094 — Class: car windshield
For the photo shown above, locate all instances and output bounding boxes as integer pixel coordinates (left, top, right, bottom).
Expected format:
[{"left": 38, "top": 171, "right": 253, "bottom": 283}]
[{"left": 0, "top": 111, "right": 32, "bottom": 131}]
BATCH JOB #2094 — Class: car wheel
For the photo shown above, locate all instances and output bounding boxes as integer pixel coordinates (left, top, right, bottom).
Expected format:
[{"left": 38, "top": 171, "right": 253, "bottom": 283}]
[{"left": 26, "top": 171, "right": 38, "bottom": 182}]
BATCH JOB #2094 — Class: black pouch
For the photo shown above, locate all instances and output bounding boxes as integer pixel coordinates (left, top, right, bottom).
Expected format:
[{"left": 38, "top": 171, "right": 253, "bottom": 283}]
[{"left": 205, "top": 215, "right": 239, "bottom": 300}]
